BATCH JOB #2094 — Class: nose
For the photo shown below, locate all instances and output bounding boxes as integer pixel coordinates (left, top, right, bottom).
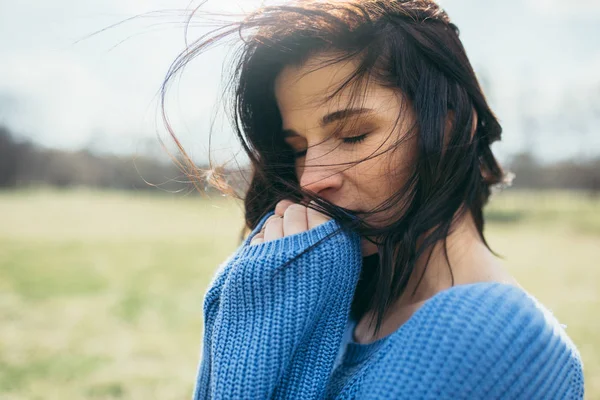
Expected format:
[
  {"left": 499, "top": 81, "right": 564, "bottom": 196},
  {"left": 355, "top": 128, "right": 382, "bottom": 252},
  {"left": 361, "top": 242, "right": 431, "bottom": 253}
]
[{"left": 298, "top": 150, "right": 343, "bottom": 196}]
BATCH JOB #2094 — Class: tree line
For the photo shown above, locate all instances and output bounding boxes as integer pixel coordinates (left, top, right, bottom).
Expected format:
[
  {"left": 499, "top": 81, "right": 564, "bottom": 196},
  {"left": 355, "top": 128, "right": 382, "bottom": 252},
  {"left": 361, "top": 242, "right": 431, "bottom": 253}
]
[{"left": 1, "top": 125, "right": 599, "bottom": 195}]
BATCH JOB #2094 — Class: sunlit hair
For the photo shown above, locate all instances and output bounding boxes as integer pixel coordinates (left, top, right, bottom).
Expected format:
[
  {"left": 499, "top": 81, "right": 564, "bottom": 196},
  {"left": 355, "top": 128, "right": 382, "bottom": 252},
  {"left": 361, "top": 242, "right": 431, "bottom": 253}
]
[{"left": 161, "top": 0, "right": 511, "bottom": 335}]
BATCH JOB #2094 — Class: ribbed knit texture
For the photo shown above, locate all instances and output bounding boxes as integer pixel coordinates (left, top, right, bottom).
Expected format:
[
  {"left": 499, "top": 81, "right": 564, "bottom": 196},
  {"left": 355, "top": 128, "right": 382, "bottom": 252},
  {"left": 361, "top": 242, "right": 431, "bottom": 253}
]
[{"left": 193, "top": 210, "right": 585, "bottom": 399}]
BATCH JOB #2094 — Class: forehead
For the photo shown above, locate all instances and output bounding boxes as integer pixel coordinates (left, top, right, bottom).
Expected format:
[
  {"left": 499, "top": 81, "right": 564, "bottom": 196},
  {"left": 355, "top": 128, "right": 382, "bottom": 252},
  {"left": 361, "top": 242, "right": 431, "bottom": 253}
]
[
  {"left": 273, "top": 52, "right": 407, "bottom": 134},
  {"left": 275, "top": 55, "right": 349, "bottom": 109},
  {"left": 274, "top": 53, "right": 395, "bottom": 117},
  {"left": 275, "top": 54, "right": 371, "bottom": 115}
]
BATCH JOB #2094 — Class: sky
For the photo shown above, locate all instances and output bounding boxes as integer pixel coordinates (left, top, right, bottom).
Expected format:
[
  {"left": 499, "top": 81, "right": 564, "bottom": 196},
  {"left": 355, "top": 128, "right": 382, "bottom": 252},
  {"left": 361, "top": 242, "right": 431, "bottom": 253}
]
[{"left": 1, "top": 0, "right": 599, "bottom": 165}]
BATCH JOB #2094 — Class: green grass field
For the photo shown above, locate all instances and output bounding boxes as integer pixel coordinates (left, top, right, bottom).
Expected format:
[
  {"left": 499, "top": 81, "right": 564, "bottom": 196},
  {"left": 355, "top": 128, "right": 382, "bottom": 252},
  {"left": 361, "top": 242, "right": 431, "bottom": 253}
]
[{"left": 0, "top": 188, "right": 598, "bottom": 399}]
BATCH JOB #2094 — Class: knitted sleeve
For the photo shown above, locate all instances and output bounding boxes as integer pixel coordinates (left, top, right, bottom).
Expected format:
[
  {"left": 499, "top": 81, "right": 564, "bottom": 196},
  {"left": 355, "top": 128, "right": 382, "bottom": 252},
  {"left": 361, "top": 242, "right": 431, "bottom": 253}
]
[
  {"left": 357, "top": 282, "right": 585, "bottom": 400},
  {"left": 193, "top": 210, "right": 363, "bottom": 400}
]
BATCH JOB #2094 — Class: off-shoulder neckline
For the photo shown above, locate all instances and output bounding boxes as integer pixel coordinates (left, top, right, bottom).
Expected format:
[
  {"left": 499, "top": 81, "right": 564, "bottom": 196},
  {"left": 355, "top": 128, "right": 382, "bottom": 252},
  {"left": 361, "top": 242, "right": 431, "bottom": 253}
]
[{"left": 341, "top": 281, "right": 527, "bottom": 365}]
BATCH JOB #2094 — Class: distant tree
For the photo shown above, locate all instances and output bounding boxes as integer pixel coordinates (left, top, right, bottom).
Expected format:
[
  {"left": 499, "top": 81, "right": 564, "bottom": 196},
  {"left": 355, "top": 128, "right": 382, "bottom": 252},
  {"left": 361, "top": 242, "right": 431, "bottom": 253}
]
[{"left": 0, "top": 126, "right": 20, "bottom": 187}]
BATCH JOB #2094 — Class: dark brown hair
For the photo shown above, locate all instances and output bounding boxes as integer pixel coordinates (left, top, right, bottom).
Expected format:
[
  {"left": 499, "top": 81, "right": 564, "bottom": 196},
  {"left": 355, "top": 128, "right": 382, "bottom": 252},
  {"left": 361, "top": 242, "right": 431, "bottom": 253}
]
[{"left": 161, "top": 0, "right": 510, "bottom": 335}]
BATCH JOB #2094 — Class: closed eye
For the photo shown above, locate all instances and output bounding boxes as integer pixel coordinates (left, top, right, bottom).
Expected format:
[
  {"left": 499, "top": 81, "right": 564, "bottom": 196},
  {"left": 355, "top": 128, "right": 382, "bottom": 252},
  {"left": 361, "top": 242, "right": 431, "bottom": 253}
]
[
  {"left": 292, "top": 133, "right": 370, "bottom": 158},
  {"left": 342, "top": 133, "right": 369, "bottom": 144}
]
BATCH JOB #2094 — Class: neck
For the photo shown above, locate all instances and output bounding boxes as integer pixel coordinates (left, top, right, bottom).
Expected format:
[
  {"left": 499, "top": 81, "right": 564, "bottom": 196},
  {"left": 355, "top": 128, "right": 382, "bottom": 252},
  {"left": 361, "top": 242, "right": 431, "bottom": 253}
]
[
  {"left": 352, "top": 209, "right": 515, "bottom": 341},
  {"left": 389, "top": 209, "right": 500, "bottom": 307}
]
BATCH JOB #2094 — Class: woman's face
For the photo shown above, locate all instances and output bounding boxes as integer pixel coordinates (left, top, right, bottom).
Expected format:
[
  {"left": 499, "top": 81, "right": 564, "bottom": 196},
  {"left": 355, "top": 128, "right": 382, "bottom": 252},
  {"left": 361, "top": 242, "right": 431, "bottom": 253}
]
[{"left": 274, "top": 52, "right": 418, "bottom": 229}]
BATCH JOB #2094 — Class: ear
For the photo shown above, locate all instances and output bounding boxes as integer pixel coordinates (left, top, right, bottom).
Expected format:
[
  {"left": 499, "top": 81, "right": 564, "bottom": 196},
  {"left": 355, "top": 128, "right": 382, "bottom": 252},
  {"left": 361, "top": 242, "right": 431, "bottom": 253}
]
[
  {"left": 443, "top": 108, "right": 478, "bottom": 145},
  {"left": 470, "top": 107, "right": 478, "bottom": 141},
  {"left": 445, "top": 108, "right": 489, "bottom": 180},
  {"left": 443, "top": 111, "right": 454, "bottom": 147},
  {"left": 469, "top": 108, "right": 493, "bottom": 182}
]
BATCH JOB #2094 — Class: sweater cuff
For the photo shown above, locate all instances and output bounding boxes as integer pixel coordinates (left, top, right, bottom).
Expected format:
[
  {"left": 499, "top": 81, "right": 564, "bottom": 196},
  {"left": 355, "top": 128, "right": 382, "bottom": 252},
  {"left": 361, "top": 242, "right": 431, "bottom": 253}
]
[{"left": 238, "top": 212, "right": 357, "bottom": 261}]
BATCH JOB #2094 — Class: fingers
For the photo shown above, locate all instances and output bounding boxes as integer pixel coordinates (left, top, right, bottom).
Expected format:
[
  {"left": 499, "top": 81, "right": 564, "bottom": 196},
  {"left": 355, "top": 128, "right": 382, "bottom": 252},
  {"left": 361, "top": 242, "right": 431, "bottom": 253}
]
[
  {"left": 263, "top": 214, "right": 283, "bottom": 242},
  {"left": 275, "top": 199, "right": 295, "bottom": 217},
  {"left": 249, "top": 227, "right": 264, "bottom": 245},
  {"left": 250, "top": 214, "right": 275, "bottom": 245},
  {"left": 306, "top": 200, "right": 330, "bottom": 230},
  {"left": 249, "top": 200, "right": 331, "bottom": 246},
  {"left": 283, "top": 204, "right": 308, "bottom": 236}
]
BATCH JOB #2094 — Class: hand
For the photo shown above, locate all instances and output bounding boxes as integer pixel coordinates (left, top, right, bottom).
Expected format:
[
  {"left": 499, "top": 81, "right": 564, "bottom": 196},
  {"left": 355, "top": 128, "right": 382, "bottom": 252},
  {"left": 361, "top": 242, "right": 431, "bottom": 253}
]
[{"left": 250, "top": 199, "right": 330, "bottom": 245}]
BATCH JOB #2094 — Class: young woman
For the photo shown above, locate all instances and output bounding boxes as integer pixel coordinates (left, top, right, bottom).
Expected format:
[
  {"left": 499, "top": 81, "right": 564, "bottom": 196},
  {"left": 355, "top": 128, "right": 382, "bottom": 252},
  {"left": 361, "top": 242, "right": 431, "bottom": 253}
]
[{"left": 161, "top": 0, "right": 585, "bottom": 398}]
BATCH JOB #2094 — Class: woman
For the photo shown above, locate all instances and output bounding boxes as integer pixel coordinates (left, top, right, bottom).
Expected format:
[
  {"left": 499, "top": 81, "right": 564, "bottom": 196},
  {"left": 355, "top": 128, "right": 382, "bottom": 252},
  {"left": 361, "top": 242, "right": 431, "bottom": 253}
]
[{"left": 162, "top": 0, "right": 585, "bottom": 398}]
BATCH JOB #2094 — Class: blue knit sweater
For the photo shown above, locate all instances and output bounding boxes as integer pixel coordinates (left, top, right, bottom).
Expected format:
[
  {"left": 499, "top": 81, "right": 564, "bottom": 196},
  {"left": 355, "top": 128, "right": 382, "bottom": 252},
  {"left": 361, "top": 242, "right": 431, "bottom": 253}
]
[{"left": 193, "top": 210, "right": 585, "bottom": 399}]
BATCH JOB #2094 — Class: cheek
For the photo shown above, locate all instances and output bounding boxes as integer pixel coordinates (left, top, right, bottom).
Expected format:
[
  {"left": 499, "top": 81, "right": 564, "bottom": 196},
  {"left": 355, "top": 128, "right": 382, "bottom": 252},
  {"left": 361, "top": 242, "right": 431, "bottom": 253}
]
[
  {"left": 349, "top": 156, "right": 395, "bottom": 199},
  {"left": 388, "top": 133, "right": 418, "bottom": 180},
  {"left": 353, "top": 142, "right": 416, "bottom": 199}
]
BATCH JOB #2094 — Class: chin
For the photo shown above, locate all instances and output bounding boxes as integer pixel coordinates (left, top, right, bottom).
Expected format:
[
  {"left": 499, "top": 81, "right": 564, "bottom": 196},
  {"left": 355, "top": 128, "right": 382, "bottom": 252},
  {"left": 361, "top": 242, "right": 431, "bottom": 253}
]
[{"left": 360, "top": 237, "right": 379, "bottom": 257}]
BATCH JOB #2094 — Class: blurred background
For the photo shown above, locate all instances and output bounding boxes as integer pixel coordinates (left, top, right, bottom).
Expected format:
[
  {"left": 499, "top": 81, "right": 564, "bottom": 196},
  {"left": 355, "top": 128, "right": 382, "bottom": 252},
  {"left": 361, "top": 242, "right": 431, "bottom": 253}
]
[{"left": 0, "top": 0, "right": 598, "bottom": 398}]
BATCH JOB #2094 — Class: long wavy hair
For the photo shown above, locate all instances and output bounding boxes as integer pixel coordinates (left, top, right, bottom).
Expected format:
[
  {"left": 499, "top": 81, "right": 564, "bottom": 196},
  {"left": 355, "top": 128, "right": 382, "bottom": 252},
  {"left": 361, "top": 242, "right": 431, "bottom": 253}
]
[{"left": 160, "top": 0, "right": 511, "bottom": 336}]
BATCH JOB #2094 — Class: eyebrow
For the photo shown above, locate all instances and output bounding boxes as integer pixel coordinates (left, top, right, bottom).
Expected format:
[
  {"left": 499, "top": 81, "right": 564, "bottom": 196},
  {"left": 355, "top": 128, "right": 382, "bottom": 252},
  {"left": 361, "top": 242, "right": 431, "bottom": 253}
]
[{"left": 282, "top": 107, "right": 375, "bottom": 138}]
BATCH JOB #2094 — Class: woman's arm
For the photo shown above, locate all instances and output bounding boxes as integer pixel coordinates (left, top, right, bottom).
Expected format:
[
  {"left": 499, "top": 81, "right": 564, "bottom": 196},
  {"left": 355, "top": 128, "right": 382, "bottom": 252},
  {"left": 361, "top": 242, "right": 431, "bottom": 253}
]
[{"left": 193, "top": 210, "right": 363, "bottom": 400}]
